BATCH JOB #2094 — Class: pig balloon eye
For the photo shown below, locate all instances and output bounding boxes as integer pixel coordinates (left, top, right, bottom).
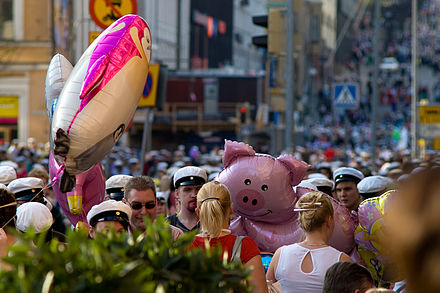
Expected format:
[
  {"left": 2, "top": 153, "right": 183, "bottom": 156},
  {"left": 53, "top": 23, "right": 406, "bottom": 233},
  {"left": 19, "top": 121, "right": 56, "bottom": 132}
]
[
  {"left": 261, "top": 184, "right": 268, "bottom": 191},
  {"left": 244, "top": 179, "right": 251, "bottom": 185}
]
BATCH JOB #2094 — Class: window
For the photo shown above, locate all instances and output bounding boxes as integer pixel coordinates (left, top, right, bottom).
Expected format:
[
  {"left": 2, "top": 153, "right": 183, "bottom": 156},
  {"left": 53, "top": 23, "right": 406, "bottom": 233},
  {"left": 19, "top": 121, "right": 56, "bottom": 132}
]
[
  {"left": 293, "top": 12, "right": 298, "bottom": 33},
  {"left": 0, "top": 0, "right": 13, "bottom": 40},
  {"left": 311, "top": 15, "right": 320, "bottom": 42}
]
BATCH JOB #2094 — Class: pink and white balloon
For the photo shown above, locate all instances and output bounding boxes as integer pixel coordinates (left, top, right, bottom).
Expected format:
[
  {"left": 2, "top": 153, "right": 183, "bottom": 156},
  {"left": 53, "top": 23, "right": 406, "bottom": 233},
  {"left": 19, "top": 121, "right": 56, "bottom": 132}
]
[
  {"left": 50, "top": 14, "right": 151, "bottom": 176},
  {"left": 44, "top": 14, "right": 151, "bottom": 222}
]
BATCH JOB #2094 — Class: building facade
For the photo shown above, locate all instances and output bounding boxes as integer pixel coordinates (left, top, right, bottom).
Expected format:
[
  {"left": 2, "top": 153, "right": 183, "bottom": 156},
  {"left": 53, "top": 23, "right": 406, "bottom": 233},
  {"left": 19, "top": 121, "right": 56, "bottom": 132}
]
[{"left": 0, "top": 0, "right": 72, "bottom": 144}]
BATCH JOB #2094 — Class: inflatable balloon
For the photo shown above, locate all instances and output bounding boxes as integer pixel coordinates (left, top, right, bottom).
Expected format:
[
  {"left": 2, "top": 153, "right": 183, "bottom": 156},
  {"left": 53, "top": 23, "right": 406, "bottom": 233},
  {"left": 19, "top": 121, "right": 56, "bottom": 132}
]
[
  {"left": 217, "top": 140, "right": 357, "bottom": 253},
  {"left": 45, "top": 50, "right": 106, "bottom": 223},
  {"left": 48, "top": 152, "right": 105, "bottom": 226},
  {"left": 50, "top": 14, "right": 151, "bottom": 191},
  {"left": 45, "top": 54, "right": 73, "bottom": 123},
  {"left": 325, "top": 193, "right": 358, "bottom": 253},
  {"left": 355, "top": 190, "right": 399, "bottom": 283}
]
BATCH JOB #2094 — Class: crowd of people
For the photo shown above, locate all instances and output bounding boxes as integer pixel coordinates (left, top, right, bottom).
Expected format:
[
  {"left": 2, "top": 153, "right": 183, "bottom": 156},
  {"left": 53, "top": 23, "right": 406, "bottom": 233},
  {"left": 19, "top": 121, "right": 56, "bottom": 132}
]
[
  {"left": 306, "top": 0, "right": 440, "bottom": 157},
  {"left": 0, "top": 134, "right": 438, "bottom": 292}
]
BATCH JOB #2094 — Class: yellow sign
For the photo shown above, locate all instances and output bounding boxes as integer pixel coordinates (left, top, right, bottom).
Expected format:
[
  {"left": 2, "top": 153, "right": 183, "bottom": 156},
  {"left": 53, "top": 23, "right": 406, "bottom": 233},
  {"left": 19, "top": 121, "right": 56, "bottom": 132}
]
[
  {"left": 89, "top": 0, "right": 138, "bottom": 29},
  {"left": 89, "top": 32, "right": 101, "bottom": 44},
  {"left": 138, "top": 64, "right": 160, "bottom": 108},
  {"left": 433, "top": 138, "right": 440, "bottom": 150},
  {"left": 420, "top": 105, "right": 440, "bottom": 124},
  {"left": 0, "top": 96, "right": 18, "bottom": 117}
]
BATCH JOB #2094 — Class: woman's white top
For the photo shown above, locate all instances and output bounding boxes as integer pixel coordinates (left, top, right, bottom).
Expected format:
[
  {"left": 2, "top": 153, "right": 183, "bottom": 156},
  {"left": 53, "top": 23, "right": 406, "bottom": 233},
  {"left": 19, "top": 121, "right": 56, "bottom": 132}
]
[{"left": 275, "top": 243, "right": 343, "bottom": 293}]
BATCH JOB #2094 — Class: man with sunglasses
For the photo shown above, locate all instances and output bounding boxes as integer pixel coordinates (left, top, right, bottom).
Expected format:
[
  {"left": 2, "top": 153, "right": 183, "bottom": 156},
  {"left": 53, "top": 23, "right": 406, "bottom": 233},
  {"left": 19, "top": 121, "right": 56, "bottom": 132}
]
[
  {"left": 166, "top": 166, "right": 207, "bottom": 233},
  {"left": 123, "top": 176, "right": 183, "bottom": 239},
  {"left": 123, "top": 176, "right": 157, "bottom": 232}
]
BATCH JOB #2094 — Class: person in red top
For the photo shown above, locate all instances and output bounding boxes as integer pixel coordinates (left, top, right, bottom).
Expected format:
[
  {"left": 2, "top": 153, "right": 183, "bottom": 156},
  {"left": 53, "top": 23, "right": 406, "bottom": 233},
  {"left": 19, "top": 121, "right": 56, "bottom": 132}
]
[{"left": 189, "top": 181, "right": 268, "bottom": 293}]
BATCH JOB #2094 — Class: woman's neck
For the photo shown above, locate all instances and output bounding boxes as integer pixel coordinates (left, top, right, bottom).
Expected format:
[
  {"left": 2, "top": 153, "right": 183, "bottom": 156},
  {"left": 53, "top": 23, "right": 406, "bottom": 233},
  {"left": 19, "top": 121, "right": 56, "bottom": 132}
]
[
  {"left": 303, "top": 228, "right": 329, "bottom": 246},
  {"left": 199, "top": 220, "right": 231, "bottom": 238}
]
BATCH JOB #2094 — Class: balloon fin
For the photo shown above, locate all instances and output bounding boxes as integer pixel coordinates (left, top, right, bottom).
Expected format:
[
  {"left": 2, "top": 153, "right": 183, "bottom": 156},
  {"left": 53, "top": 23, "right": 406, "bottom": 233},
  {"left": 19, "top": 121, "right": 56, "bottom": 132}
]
[
  {"left": 80, "top": 54, "right": 109, "bottom": 101},
  {"left": 60, "top": 170, "right": 76, "bottom": 193}
]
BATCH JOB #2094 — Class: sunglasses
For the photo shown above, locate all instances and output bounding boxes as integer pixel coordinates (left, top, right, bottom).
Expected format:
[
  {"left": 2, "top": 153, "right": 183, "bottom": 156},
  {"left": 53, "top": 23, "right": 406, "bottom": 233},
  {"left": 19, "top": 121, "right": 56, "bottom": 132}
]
[{"left": 129, "top": 201, "right": 156, "bottom": 210}]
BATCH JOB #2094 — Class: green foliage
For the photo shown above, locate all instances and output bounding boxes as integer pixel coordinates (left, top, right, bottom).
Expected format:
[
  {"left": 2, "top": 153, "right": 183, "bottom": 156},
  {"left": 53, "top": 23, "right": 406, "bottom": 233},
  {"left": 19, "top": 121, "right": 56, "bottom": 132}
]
[{"left": 0, "top": 217, "right": 251, "bottom": 293}]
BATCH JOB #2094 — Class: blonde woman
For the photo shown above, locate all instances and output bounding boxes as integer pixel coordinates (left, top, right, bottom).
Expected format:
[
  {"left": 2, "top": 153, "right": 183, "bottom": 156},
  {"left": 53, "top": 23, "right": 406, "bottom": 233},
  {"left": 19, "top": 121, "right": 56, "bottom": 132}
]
[
  {"left": 189, "top": 181, "right": 268, "bottom": 293},
  {"left": 266, "top": 191, "right": 352, "bottom": 293}
]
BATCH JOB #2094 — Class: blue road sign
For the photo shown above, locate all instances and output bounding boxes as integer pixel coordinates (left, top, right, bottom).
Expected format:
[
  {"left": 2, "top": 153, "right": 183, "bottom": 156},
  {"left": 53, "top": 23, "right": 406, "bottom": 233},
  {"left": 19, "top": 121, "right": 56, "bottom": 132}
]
[{"left": 333, "top": 84, "right": 358, "bottom": 109}]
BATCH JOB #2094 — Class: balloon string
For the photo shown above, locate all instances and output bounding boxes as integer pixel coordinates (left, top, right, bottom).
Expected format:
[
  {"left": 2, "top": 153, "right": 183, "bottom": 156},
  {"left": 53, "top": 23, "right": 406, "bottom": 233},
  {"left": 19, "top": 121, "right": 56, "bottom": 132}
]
[{"left": 51, "top": 162, "right": 65, "bottom": 184}]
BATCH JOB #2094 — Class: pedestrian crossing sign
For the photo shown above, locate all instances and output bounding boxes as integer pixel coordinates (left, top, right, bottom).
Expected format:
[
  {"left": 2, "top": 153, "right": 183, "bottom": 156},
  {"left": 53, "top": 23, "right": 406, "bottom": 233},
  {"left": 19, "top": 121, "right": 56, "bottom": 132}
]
[{"left": 333, "top": 84, "right": 358, "bottom": 109}]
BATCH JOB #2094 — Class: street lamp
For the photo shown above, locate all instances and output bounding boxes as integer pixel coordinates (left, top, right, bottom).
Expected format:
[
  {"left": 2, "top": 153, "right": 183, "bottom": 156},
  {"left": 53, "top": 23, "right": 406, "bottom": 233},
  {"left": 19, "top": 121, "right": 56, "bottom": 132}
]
[
  {"left": 371, "top": 0, "right": 380, "bottom": 171},
  {"left": 411, "top": 0, "right": 418, "bottom": 159}
]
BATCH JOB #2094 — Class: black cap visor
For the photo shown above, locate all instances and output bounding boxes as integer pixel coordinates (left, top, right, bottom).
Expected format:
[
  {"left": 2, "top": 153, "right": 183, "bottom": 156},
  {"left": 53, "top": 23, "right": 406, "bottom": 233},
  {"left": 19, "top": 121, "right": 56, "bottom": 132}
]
[
  {"left": 106, "top": 187, "right": 125, "bottom": 201},
  {"left": 108, "top": 192, "right": 124, "bottom": 201},
  {"left": 89, "top": 210, "right": 130, "bottom": 229},
  {"left": 335, "top": 174, "right": 361, "bottom": 184},
  {"left": 15, "top": 188, "right": 43, "bottom": 202},
  {"left": 175, "top": 176, "right": 206, "bottom": 188}
]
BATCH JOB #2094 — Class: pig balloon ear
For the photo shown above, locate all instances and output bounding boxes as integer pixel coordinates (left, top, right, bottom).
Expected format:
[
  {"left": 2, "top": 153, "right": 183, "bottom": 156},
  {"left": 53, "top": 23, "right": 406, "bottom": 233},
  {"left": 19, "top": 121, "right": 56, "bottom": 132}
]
[
  {"left": 222, "top": 140, "right": 256, "bottom": 168},
  {"left": 277, "top": 154, "right": 310, "bottom": 186}
]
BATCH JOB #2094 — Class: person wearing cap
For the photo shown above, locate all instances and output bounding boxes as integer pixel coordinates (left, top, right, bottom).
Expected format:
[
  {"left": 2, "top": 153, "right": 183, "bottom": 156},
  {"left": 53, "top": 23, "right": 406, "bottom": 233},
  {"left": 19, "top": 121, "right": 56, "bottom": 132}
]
[
  {"left": 128, "top": 157, "right": 141, "bottom": 176},
  {"left": 0, "top": 160, "right": 18, "bottom": 171},
  {"left": 166, "top": 166, "right": 207, "bottom": 233},
  {"left": 27, "top": 168, "right": 66, "bottom": 235},
  {"left": 302, "top": 177, "right": 335, "bottom": 197},
  {"left": 40, "top": 158, "right": 49, "bottom": 171},
  {"left": 8, "top": 177, "right": 66, "bottom": 239},
  {"left": 0, "top": 187, "right": 18, "bottom": 262},
  {"left": 15, "top": 201, "right": 59, "bottom": 243},
  {"left": 0, "top": 165, "right": 17, "bottom": 185},
  {"left": 387, "top": 168, "right": 403, "bottom": 181},
  {"left": 357, "top": 176, "right": 393, "bottom": 199},
  {"left": 316, "top": 163, "right": 333, "bottom": 180},
  {"left": 15, "top": 156, "right": 28, "bottom": 178},
  {"left": 112, "top": 159, "right": 128, "bottom": 176},
  {"left": 333, "top": 167, "right": 365, "bottom": 211},
  {"left": 87, "top": 200, "right": 132, "bottom": 238},
  {"left": 155, "top": 161, "right": 168, "bottom": 179},
  {"left": 28, "top": 167, "right": 51, "bottom": 198},
  {"left": 16, "top": 202, "right": 53, "bottom": 233},
  {"left": 8, "top": 177, "right": 45, "bottom": 206},
  {"left": 156, "top": 191, "right": 169, "bottom": 217},
  {"left": 105, "top": 174, "right": 133, "bottom": 201}
]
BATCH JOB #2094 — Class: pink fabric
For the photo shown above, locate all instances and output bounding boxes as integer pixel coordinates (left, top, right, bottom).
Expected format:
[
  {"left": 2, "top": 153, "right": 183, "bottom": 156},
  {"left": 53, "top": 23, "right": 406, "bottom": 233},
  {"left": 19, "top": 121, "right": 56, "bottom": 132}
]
[{"left": 49, "top": 152, "right": 105, "bottom": 226}]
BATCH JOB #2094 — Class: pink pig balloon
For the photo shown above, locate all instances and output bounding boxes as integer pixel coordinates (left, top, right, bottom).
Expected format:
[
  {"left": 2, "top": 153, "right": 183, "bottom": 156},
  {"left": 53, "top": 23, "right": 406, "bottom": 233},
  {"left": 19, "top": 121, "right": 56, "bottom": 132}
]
[
  {"left": 218, "top": 140, "right": 357, "bottom": 253},
  {"left": 217, "top": 140, "right": 308, "bottom": 252},
  {"left": 49, "top": 152, "right": 105, "bottom": 227}
]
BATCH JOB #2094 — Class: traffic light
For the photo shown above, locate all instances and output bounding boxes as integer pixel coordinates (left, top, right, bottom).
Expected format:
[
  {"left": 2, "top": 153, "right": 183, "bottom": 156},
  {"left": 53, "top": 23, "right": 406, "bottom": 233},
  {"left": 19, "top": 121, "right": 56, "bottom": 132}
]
[
  {"left": 240, "top": 106, "right": 247, "bottom": 123},
  {"left": 268, "top": 9, "right": 286, "bottom": 55},
  {"left": 239, "top": 103, "right": 251, "bottom": 124},
  {"left": 252, "top": 15, "right": 268, "bottom": 48}
]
